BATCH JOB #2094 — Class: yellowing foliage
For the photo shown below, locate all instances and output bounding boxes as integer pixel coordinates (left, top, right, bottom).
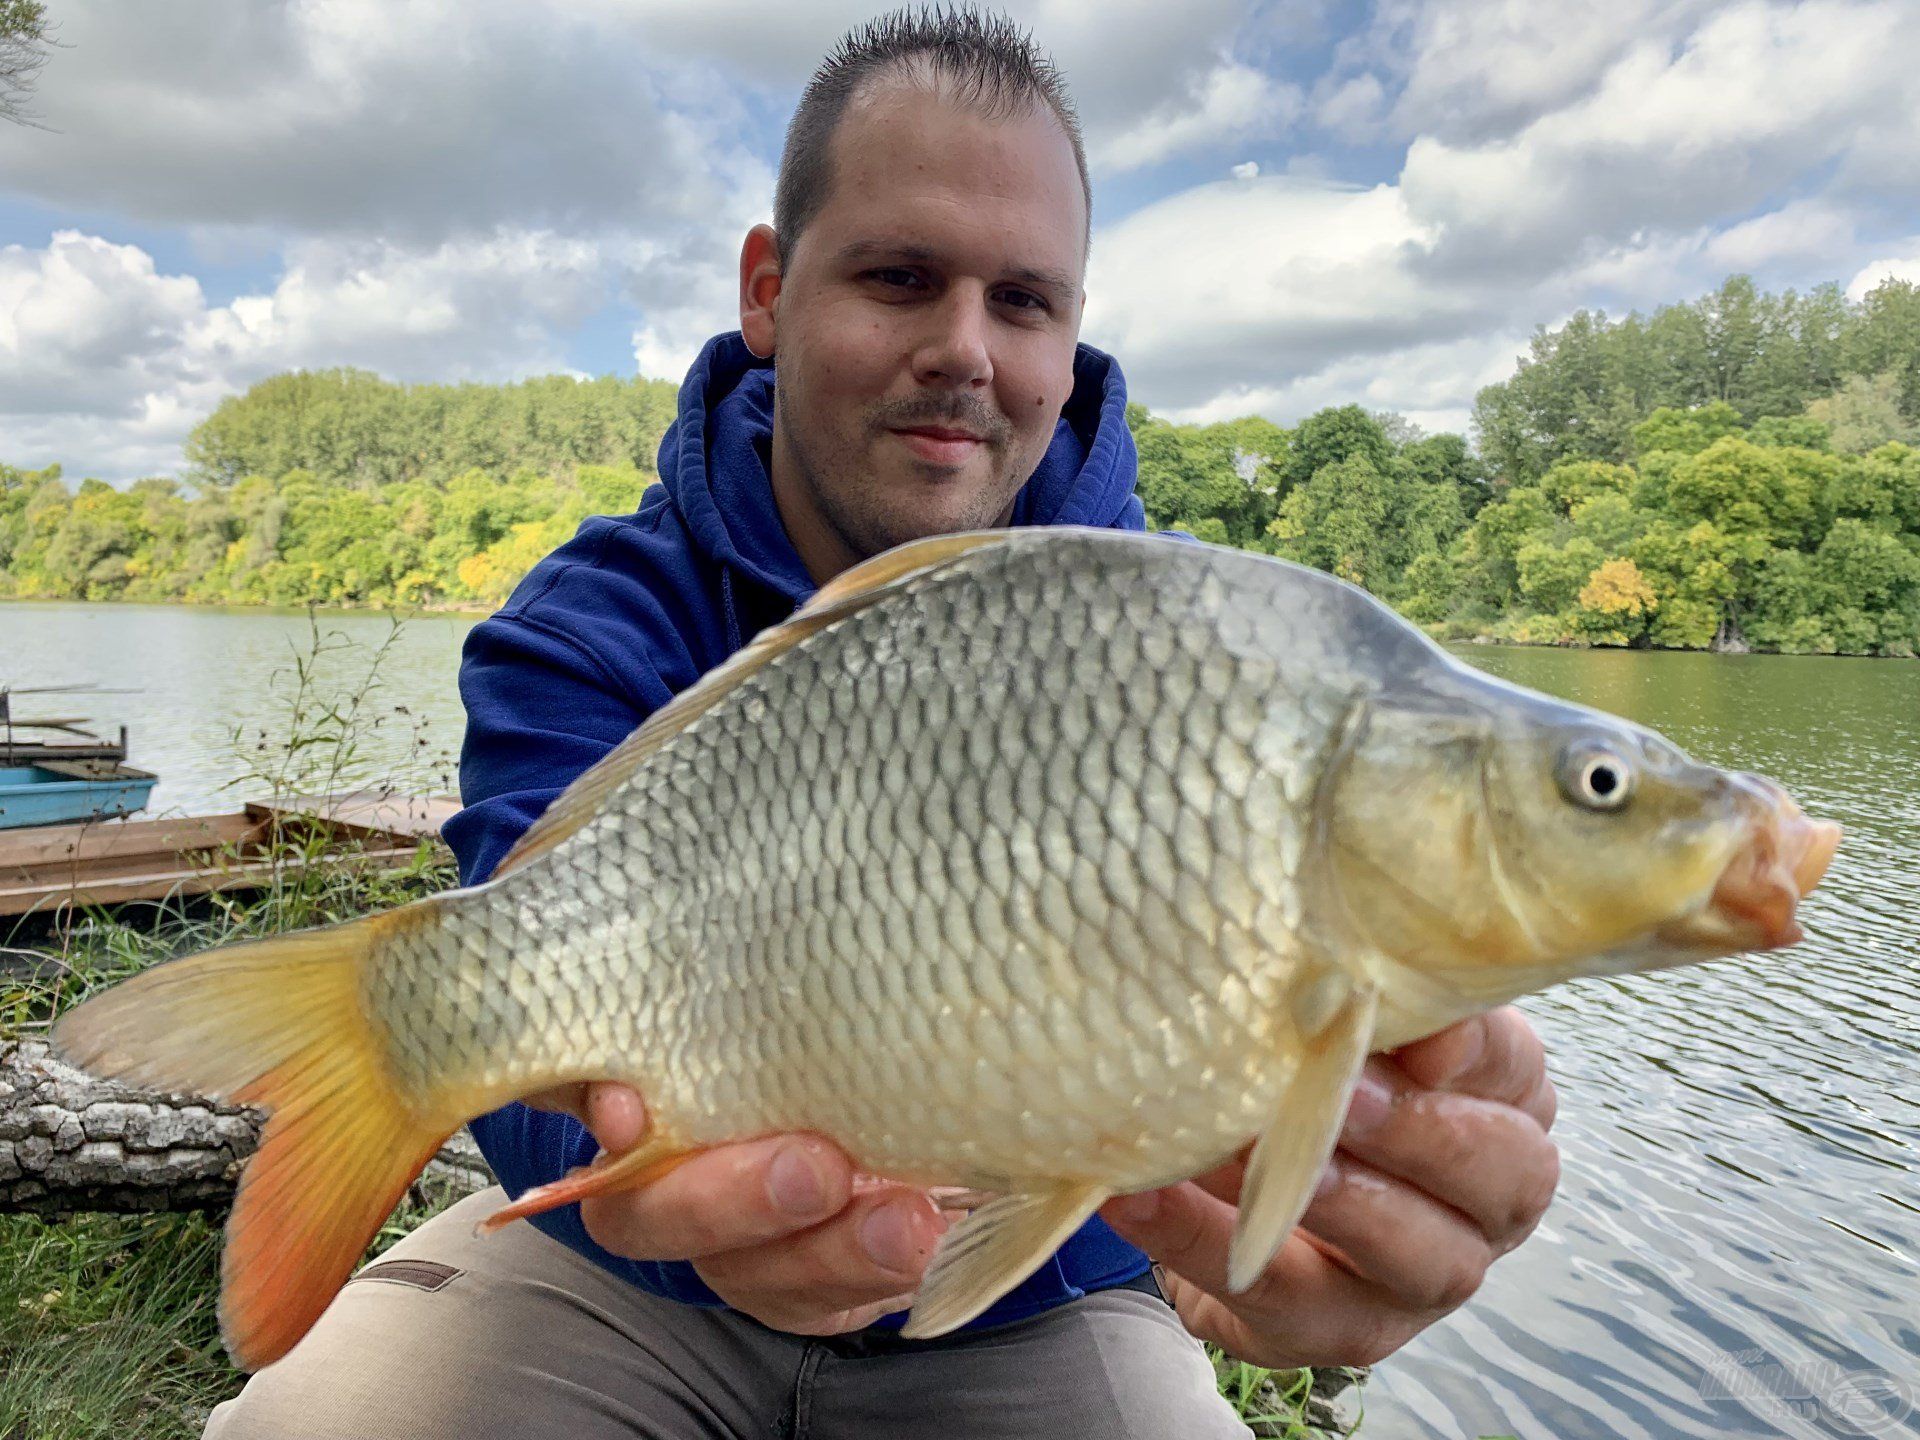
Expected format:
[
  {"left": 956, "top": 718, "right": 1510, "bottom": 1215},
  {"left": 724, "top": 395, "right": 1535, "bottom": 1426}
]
[{"left": 1578, "top": 558, "right": 1658, "bottom": 617}]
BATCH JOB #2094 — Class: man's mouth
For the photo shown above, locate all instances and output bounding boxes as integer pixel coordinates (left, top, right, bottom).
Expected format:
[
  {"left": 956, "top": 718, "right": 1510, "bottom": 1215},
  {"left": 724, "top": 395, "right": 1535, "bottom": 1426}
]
[{"left": 890, "top": 425, "right": 986, "bottom": 467}]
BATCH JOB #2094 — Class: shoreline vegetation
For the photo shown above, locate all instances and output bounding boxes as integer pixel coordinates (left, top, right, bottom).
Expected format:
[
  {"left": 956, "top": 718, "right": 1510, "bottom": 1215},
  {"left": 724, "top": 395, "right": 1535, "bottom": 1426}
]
[{"left": 4, "top": 272, "right": 1920, "bottom": 658}]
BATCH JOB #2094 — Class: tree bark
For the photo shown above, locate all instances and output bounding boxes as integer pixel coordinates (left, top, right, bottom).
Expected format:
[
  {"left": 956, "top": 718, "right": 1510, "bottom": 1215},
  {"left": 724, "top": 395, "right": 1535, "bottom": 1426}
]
[{"left": 0, "top": 1037, "right": 491, "bottom": 1216}]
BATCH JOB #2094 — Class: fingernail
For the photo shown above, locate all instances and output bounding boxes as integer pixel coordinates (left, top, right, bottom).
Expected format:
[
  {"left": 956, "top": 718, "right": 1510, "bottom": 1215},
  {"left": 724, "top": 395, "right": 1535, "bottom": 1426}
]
[
  {"left": 768, "top": 1143, "right": 829, "bottom": 1217},
  {"left": 860, "top": 1200, "right": 927, "bottom": 1274},
  {"left": 1344, "top": 1070, "right": 1393, "bottom": 1134},
  {"left": 1109, "top": 1191, "right": 1161, "bottom": 1225}
]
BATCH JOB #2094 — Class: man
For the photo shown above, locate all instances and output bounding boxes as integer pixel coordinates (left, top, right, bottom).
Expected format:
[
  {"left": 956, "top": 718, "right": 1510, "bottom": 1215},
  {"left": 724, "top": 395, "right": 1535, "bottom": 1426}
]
[{"left": 206, "top": 9, "right": 1559, "bottom": 1436}]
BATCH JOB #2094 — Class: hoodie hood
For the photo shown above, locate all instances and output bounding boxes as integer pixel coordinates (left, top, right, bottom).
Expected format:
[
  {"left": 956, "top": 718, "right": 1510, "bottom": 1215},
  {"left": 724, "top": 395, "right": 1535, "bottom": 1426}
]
[{"left": 657, "top": 330, "right": 1144, "bottom": 610}]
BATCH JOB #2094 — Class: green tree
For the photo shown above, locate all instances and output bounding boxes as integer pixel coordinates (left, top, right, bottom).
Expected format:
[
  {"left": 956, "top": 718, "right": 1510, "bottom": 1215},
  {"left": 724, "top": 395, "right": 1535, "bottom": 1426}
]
[
  {"left": 1631, "top": 402, "right": 1746, "bottom": 459},
  {"left": 1844, "top": 278, "right": 1920, "bottom": 420},
  {"left": 1516, "top": 536, "right": 1603, "bottom": 616},
  {"left": 1269, "top": 453, "right": 1394, "bottom": 588},
  {"left": 1805, "top": 371, "right": 1920, "bottom": 454},
  {"left": 1284, "top": 406, "right": 1393, "bottom": 491}
]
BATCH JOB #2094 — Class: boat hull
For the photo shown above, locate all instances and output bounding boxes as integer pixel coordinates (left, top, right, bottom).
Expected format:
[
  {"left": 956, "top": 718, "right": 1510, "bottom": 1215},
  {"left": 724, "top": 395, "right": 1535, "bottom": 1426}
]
[{"left": 0, "top": 762, "right": 159, "bottom": 830}]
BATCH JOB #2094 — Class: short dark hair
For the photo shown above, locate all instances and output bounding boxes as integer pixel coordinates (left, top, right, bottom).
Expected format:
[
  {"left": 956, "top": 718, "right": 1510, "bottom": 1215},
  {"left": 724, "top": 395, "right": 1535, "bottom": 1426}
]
[{"left": 773, "top": 5, "right": 1091, "bottom": 266}]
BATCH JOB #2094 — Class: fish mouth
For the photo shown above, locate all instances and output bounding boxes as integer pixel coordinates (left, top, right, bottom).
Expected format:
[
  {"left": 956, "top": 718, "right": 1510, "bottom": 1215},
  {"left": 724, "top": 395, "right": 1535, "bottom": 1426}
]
[{"left": 1680, "top": 777, "right": 1840, "bottom": 952}]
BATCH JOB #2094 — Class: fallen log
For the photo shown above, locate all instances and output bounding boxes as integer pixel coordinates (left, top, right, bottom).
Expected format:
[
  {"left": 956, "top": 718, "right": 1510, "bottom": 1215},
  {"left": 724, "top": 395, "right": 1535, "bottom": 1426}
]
[{"left": 0, "top": 1037, "right": 491, "bottom": 1215}]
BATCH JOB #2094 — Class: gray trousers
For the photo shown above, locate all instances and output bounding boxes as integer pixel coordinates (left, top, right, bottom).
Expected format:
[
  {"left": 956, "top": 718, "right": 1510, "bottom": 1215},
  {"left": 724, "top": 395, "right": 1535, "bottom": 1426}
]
[{"left": 204, "top": 1186, "right": 1252, "bottom": 1438}]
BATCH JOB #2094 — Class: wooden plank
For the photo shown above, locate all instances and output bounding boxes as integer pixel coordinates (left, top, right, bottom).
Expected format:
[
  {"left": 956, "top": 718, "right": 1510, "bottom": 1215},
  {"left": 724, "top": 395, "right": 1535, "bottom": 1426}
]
[
  {"left": 0, "top": 842, "right": 425, "bottom": 916},
  {"left": 0, "top": 792, "right": 451, "bottom": 916},
  {"left": 0, "top": 813, "right": 250, "bottom": 869},
  {"left": 275, "top": 791, "right": 460, "bottom": 840}
]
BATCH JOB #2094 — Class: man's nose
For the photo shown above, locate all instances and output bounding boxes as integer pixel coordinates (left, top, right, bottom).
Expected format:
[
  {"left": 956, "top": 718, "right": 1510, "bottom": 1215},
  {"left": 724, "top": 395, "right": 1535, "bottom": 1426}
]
[{"left": 912, "top": 287, "right": 993, "bottom": 389}]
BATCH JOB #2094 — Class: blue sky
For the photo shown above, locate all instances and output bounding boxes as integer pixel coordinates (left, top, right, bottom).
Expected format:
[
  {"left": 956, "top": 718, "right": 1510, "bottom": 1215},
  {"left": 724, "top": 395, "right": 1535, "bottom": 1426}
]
[{"left": 2, "top": 0, "right": 1918, "bottom": 482}]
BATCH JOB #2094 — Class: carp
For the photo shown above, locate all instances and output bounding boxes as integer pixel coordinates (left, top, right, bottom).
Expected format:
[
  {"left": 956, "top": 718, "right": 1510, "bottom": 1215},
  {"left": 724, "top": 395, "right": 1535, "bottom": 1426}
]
[{"left": 53, "top": 527, "right": 1839, "bottom": 1370}]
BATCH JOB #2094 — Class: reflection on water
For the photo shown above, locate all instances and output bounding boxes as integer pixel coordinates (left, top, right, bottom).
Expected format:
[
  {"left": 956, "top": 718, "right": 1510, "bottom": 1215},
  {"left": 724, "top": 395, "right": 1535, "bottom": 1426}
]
[{"left": 3, "top": 606, "right": 1915, "bottom": 1436}]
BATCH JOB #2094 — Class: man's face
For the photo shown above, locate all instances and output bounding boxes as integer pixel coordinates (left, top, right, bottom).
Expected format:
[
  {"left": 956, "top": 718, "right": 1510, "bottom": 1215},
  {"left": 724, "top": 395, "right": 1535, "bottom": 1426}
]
[{"left": 753, "top": 81, "right": 1087, "bottom": 565}]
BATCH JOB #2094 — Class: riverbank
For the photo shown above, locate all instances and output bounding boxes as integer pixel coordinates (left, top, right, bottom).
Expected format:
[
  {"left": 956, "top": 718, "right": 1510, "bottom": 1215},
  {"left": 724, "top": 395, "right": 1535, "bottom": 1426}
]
[
  {"left": 0, "top": 594, "right": 492, "bottom": 620},
  {"left": 10, "top": 591, "right": 1915, "bottom": 663}
]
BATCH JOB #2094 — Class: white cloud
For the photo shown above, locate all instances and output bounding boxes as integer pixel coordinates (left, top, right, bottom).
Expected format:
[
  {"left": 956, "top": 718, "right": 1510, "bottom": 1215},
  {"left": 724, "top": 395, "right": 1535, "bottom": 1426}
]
[
  {"left": 8, "top": 0, "right": 1920, "bottom": 478},
  {"left": 1085, "top": 175, "right": 1468, "bottom": 411},
  {"left": 1315, "top": 72, "right": 1387, "bottom": 139},
  {"left": 1353, "top": 0, "right": 1723, "bottom": 145},
  {"left": 1397, "top": 1, "right": 1918, "bottom": 275},
  {"left": 0, "top": 0, "right": 759, "bottom": 243},
  {"left": 1160, "top": 330, "right": 1528, "bottom": 437},
  {"left": 1704, "top": 202, "right": 1858, "bottom": 273},
  {"left": 0, "top": 232, "right": 217, "bottom": 422},
  {"left": 0, "top": 225, "right": 729, "bottom": 477},
  {"left": 1089, "top": 61, "right": 1300, "bottom": 173},
  {"left": 1847, "top": 248, "right": 1920, "bottom": 301}
]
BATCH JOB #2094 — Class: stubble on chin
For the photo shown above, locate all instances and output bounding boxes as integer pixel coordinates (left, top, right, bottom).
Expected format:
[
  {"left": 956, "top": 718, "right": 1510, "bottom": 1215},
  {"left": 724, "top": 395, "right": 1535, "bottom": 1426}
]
[{"left": 808, "top": 434, "right": 1025, "bottom": 559}]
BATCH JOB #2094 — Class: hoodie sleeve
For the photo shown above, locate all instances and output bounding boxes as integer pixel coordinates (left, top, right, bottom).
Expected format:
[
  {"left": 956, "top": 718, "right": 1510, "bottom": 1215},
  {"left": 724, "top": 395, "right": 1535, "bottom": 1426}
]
[{"left": 440, "top": 518, "right": 707, "bottom": 1226}]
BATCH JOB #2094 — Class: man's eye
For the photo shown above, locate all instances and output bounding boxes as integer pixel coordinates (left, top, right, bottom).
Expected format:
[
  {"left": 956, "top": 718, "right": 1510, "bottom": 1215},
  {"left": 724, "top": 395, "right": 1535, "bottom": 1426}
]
[
  {"left": 997, "top": 289, "right": 1048, "bottom": 312},
  {"left": 868, "top": 268, "right": 923, "bottom": 290}
]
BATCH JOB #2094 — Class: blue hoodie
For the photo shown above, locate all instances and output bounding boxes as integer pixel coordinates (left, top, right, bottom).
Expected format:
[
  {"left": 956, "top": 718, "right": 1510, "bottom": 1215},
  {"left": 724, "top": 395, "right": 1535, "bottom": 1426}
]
[{"left": 443, "top": 330, "right": 1152, "bottom": 1330}]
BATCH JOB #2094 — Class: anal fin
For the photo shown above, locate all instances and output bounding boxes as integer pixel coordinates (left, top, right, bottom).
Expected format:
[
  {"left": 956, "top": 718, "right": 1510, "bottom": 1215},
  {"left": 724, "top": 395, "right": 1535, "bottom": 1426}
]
[
  {"left": 474, "top": 1135, "right": 694, "bottom": 1236},
  {"left": 900, "top": 1182, "right": 1108, "bottom": 1339},
  {"left": 1228, "top": 984, "right": 1379, "bottom": 1292}
]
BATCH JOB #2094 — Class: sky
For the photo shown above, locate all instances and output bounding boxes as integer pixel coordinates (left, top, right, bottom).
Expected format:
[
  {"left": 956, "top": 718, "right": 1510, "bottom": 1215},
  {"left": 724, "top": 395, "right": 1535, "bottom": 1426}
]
[{"left": 2, "top": 0, "right": 1919, "bottom": 484}]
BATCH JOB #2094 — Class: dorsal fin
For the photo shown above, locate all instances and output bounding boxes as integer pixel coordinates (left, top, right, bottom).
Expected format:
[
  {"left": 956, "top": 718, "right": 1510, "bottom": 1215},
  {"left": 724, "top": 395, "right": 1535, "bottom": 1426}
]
[{"left": 488, "top": 529, "right": 1014, "bottom": 879}]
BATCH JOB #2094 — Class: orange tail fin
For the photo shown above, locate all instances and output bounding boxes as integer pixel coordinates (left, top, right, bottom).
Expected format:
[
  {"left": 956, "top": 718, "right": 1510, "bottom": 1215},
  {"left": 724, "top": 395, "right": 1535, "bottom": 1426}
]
[{"left": 51, "top": 911, "right": 452, "bottom": 1372}]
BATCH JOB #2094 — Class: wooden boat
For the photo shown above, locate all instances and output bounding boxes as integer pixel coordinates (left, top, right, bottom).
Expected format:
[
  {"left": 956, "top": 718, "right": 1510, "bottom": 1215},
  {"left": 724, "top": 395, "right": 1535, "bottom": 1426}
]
[
  {"left": 0, "top": 759, "right": 160, "bottom": 830},
  {"left": 0, "top": 793, "right": 460, "bottom": 917},
  {"left": 1, "top": 687, "right": 136, "bottom": 766},
  {"left": 0, "top": 720, "right": 131, "bottom": 766}
]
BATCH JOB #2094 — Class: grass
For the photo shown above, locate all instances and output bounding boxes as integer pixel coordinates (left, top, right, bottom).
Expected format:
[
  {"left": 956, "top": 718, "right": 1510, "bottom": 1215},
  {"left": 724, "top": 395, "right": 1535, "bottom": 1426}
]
[{"left": 0, "top": 615, "right": 1375, "bottom": 1437}]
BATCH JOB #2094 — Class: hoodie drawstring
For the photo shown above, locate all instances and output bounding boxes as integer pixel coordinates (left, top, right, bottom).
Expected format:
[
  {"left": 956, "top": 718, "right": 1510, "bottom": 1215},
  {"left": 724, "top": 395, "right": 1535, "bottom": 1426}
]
[{"left": 721, "top": 567, "right": 743, "bottom": 653}]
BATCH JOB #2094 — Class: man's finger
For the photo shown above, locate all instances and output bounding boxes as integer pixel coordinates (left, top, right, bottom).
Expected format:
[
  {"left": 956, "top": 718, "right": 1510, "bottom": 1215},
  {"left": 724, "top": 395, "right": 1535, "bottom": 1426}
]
[
  {"left": 1334, "top": 1064, "right": 1560, "bottom": 1247},
  {"left": 1294, "top": 1156, "right": 1495, "bottom": 1313},
  {"left": 583, "top": 1082, "right": 648, "bottom": 1150},
  {"left": 694, "top": 1186, "right": 947, "bottom": 1327},
  {"left": 579, "top": 1134, "right": 853, "bottom": 1260},
  {"left": 1099, "top": 1181, "right": 1420, "bottom": 1368},
  {"left": 1390, "top": 1008, "right": 1557, "bottom": 1130}
]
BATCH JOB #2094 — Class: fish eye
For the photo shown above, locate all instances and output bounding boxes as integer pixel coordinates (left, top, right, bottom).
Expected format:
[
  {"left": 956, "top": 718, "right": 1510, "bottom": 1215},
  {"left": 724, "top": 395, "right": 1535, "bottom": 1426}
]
[{"left": 1558, "top": 744, "right": 1634, "bottom": 812}]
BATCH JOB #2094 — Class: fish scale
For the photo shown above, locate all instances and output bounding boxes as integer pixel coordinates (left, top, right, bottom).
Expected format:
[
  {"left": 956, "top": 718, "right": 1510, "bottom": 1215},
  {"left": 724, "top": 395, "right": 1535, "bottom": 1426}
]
[{"left": 364, "top": 538, "right": 1326, "bottom": 1196}]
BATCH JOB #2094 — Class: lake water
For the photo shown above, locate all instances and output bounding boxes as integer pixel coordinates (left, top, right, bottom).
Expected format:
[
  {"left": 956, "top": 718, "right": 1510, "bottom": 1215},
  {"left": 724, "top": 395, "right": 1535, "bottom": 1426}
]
[{"left": 3, "top": 601, "right": 1916, "bottom": 1439}]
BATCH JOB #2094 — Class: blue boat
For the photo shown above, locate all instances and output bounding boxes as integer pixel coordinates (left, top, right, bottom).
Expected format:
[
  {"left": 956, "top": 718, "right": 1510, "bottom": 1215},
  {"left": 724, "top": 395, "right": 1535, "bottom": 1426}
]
[{"left": 0, "top": 760, "right": 160, "bottom": 830}]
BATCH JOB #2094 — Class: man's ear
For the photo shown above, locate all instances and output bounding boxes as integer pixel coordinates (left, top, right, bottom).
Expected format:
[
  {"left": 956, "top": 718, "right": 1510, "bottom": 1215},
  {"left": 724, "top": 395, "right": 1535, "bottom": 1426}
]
[{"left": 740, "top": 224, "right": 783, "bottom": 358}]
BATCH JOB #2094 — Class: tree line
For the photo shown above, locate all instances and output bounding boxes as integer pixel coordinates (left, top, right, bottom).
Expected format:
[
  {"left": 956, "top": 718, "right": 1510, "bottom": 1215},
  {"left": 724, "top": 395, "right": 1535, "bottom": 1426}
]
[
  {"left": 1137, "top": 274, "right": 1920, "bottom": 657},
  {"left": 3, "top": 274, "right": 1918, "bottom": 654},
  {"left": 2, "top": 371, "right": 679, "bottom": 609}
]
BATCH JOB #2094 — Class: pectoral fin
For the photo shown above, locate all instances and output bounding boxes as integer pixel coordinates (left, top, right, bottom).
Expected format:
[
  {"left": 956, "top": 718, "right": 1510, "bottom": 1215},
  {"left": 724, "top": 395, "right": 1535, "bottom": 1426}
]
[
  {"left": 1228, "top": 983, "right": 1379, "bottom": 1293},
  {"left": 473, "top": 1134, "right": 695, "bottom": 1236},
  {"left": 901, "top": 1182, "right": 1109, "bottom": 1339}
]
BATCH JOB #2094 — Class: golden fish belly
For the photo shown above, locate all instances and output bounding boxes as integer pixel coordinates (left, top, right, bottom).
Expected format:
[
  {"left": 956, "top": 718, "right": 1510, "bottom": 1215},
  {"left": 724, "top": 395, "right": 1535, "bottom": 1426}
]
[{"left": 367, "top": 537, "right": 1362, "bottom": 1189}]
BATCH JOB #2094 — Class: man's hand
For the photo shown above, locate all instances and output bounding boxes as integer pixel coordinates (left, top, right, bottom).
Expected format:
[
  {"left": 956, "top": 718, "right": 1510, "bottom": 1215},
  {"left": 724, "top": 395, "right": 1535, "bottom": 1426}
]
[
  {"left": 1098, "top": 1006, "right": 1561, "bottom": 1369},
  {"left": 520, "top": 1083, "right": 949, "bottom": 1335}
]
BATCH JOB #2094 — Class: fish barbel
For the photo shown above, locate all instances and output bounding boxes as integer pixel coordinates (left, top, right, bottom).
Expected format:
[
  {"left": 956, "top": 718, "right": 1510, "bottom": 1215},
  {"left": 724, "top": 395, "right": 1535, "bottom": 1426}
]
[{"left": 53, "top": 527, "right": 1840, "bottom": 1370}]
